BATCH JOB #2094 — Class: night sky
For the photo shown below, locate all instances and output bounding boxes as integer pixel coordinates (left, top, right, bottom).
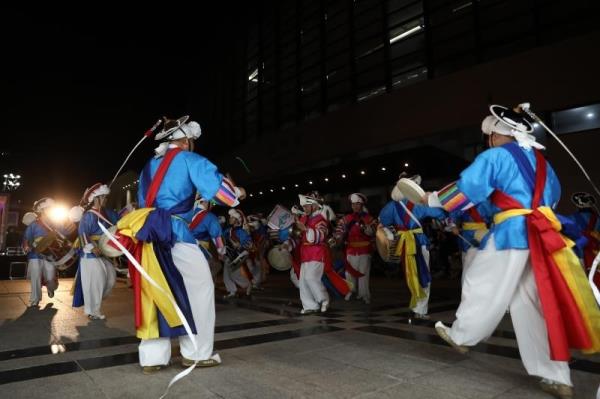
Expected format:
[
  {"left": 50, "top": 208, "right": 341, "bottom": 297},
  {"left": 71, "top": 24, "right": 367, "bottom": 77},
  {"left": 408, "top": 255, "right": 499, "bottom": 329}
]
[{"left": 1, "top": 5, "right": 238, "bottom": 207}]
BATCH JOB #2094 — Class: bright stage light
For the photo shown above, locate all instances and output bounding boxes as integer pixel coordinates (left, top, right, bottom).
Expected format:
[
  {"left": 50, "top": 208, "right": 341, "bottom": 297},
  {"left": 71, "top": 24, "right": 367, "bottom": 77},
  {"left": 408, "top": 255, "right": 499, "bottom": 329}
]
[{"left": 48, "top": 204, "right": 69, "bottom": 224}]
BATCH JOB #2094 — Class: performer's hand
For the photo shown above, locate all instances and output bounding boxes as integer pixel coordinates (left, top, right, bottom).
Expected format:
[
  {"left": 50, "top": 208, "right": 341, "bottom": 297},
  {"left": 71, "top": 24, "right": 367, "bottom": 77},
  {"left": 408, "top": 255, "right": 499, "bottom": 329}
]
[
  {"left": 92, "top": 247, "right": 102, "bottom": 256},
  {"left": 296, "top": 222, "right": 307, "bottom": 232},
  {"left": 237, "top": 187, "right": 247, "bottom": 200},
  {"left": 422, "top": 192, "right": 431, "bottom": 204}
]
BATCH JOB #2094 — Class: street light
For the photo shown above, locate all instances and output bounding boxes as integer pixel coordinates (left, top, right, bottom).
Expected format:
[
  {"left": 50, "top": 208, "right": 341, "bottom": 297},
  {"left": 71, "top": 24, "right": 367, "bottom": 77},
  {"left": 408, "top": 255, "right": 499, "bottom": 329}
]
[{"left": 2, "top": 173, "right": 21, "bottom": 192}]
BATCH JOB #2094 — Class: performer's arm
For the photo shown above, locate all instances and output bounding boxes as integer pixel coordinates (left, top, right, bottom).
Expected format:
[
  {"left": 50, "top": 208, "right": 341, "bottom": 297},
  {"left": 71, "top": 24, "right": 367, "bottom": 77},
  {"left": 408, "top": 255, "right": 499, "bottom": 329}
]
[
  {"left": 22, "top": 224, "right": 32, "bottom": 254},
  {"left": 428, "top": 151, "right": 497, "bottom": 212},
  {"left": 306, "top": 219, "right": 328, "bottom": 244},
  {"left": 378, "top": 202, "right": 396, "bottom": 227},
  {"left": 334, "top": 216, "right": 347, "bottom": 242},
  {"left": 208, "top": 219, "right": 226, "bottom": 255},
  {"left": 79, "top": 213, "right": 100, "bottom": 255},
  {"left": 187, "top": 155, "right": 243, "bottom": 207}
]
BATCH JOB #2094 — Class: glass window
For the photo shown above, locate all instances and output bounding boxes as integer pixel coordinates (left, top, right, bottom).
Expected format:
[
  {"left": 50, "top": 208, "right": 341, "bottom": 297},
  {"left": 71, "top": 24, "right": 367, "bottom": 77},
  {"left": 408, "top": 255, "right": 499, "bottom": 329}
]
[{"left": 552, "top": 104, "right": 600, "bottom": 135}]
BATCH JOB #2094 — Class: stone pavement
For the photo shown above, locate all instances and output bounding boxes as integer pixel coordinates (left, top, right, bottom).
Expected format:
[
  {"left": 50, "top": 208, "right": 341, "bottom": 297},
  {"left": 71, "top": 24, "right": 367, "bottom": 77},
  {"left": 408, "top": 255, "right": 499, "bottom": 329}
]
[{"left": 0, "top": 275, "right": 599, "bottom": 398}]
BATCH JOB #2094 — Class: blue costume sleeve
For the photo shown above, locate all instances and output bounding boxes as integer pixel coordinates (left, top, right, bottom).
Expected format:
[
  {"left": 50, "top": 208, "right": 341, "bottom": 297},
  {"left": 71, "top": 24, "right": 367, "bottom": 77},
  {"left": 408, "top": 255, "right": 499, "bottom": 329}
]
[
  {"left": 104, "top": 208, "right": 119, "bottom": 224},
  {"left": 184, "top": 153, "right": 224, "bottom": 202},
  {"left": 236, "top": 228, "right": 253, "bottom": 248},
  {"left": 378, "top": 202, "right": 397, "bottom": 226},
  {"left": 207, "top": 216, "right": 223, "bottom": 239},
  {"left": 78, "top": 212, "right": 99, "bottom": 239},
  {"left": 412, "top": 203, "right": 446, "bottom": 220}
]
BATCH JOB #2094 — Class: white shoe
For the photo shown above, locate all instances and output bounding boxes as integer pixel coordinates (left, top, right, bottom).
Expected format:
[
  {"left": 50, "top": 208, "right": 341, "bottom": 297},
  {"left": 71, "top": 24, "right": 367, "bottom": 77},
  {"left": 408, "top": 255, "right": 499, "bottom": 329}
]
[
  {"left": 223, "top": 293, "right": 236, "bottom": 299},
  {"left": 88, "top": 314, "right": 106, "bottom": 320},
  {"left": 300, "top": 309, "right": 318, "bottom": 315},
  {"left": 344, "top": 292, "right": 352, "bottom": 301},
  {"left": 539, "top": 379, "right": 573, "bottom": 398},
  {"left": 28, "top": 301, "right": 39, "bottom": 307},
  {"left": 434, "top": 321, "right": 468, "bottom": 354},
  {"left": 320, "top": 300, "right": 329, "bottom": 313}
]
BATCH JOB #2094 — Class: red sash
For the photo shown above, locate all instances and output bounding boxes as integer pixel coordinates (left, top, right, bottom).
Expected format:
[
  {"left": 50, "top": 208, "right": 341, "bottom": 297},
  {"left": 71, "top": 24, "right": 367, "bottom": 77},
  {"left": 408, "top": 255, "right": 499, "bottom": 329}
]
[
  {"left": 130, "top": 147, "right": 181, "bottom": 328},
  {"left": 145, "top": 148, "right": 181, "bottom": 207},
  {"left": 189, "top": 209, "right": 209, "bottom": 231},
  {"left": 468, "top": 207, "right": 484, "bottom": 223},
  {"left": 491, "top": 149, "right": 591, "bottom": 360}
]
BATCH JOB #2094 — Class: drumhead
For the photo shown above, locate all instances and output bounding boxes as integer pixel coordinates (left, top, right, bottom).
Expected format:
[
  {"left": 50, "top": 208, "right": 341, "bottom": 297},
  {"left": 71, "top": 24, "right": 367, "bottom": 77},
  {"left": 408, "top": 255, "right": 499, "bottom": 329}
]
[
  {"left": 375, "top": 226, "right": 391, "bottom": 262},
  {"left": 267, "top": 205, "right": 294, "bottom": 230},
  {"left": 98, "top": 226, "right": 123, "bottom": 258},
  {"left": 396, "top": 178, "right": 426, "bottom": 204},
  {"left": 267, "top": 246, "right": 292, "bottom": 271}
]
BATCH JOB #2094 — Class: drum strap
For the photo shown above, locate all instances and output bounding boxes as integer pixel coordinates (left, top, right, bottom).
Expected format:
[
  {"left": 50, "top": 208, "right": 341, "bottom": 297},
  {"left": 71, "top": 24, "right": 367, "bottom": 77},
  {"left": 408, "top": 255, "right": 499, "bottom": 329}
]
[
  {"left": 88, "top": 209, "right": 114, "bottom": 227},
  {"left": 189, "top": 210, "right": 209, "bottom": 230}
]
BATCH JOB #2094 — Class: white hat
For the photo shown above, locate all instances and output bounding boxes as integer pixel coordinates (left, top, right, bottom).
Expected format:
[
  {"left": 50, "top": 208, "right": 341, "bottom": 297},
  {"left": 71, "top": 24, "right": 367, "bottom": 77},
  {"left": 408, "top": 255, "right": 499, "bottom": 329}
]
[
  {"left": 349, "top": 193, "right": 367, "bottom": 204},
  {"left": 299, "top": 194, "right": 321, "bottom": 207},
  {"left": 81, "top": 183, "right": 110, "bottom": 205},
  {"left": 481, "top": 104, "right": 543, "bottom": 150},
  {"left": 228, "top": 208, "right": 247, "bottom": 225},
  {"left": 33, "top": 197, "right": 55, "bottom": 213},
  {"left": 155, "top": 116, "right": 201, "bottom": 141},
  {"left": 22, "top": 212, "right": 37, "bottom": 226}
]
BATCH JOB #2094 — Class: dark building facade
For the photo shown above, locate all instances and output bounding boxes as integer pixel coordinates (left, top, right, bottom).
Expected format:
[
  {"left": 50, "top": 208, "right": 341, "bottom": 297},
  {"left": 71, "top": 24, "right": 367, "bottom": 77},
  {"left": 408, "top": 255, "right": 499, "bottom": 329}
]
[{"left": 206, "top": 0, "right": 600, "bottom": 213}]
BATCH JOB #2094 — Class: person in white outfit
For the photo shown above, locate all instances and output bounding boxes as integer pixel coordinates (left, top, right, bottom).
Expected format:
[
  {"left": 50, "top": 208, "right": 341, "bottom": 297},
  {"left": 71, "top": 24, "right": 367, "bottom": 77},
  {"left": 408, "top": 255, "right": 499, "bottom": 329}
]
[
  {"left": 428, "top": 104, "right": 600, "bottom": 398},
  {"left": 76, "top": 183, "right": 118, "bottom": 320},
  {"left": 22, "top": 198, "right": 59, "bottom": 307},
  {"left": 296, "top": 194, "right": 330, "bottom": 314},
  {"left": 334, "top": 193, "right": 376, "bottom": 304}
]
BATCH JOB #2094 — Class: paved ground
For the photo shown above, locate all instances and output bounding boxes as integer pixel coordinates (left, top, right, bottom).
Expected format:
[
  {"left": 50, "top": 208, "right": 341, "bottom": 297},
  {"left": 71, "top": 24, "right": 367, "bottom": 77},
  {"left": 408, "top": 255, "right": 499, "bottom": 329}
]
[{"left": 0, "top": 273, "right": 599, "bottom": 398}]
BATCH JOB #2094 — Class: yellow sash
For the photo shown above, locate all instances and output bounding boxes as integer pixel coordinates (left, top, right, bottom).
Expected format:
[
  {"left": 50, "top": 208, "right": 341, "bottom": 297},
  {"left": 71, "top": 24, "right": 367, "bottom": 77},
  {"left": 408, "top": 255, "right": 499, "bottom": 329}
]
[
  {"left": 394, "top": 228, "right": 427, "bottom": 308},
  {"left": 117, "top": 208, "right": 182, "bottom": 340}
]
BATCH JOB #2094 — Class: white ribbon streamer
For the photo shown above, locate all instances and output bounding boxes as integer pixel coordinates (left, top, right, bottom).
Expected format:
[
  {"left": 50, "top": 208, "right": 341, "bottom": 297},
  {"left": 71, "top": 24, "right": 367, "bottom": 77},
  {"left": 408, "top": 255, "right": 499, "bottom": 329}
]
[
  {"left": 97, "top": 221, "right": 200, "bottom": 398},
  {"left": 520, "top": 104, "right": 600, "bottom": 199},
  {"left": 588, "top": 251, "right": 600, "bottom": 307},
  {"left": 398, "top": 200, "right": 423, "bottom": 229}
]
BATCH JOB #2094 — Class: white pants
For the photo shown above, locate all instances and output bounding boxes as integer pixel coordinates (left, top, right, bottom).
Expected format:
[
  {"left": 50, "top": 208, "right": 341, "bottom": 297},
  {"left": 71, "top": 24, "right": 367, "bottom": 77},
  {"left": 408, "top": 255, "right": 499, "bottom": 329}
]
[
  {"left": 345, "top": 254, "right": 371, "bottom": 301},
  {"left": 299, "top": 261, "right": 329, "bottom": 310},
  {"left": 223, "top": 259, "right": 251, "bottom": 294},
  {"left": 449, "top": 236, "right": 571, "bottom": 386},
  {"left": 248, "top": 258, "right": 263, "bottom": 287},
  {"left": 80, "top": 256, "right": 116, "bottom": 317},
  {"left": 139, "top": 243, "right": 215, "bottom": 366},
  {"left": 290, "top": 268, "right": 300, "bottom": 289},
  {"left": 27, "top": 258, "right": 58, "bottom": 303},
  {"left": 460, "top": 247, "right": 478, "bottom": 287},
  {"left": 412, "top": 246, "right": 430, "bottom": 315}
]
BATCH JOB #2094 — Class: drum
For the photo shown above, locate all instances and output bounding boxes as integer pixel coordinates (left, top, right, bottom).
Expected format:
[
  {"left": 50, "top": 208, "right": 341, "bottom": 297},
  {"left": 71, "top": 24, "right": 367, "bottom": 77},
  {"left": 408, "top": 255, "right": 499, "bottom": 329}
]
[
  {"left": 267, "top": 205, "right": 294, "bottom": 231},
  {"left": 375, "top": 226, "right": 402, "bottom": 263},
  {"left": 98, "top": 225, "right": 123, "bottom": 258},
  {"left": 395, "top": 177, "right": 426, "bottom": 204},
  {"left": 267, "top": 245, "right": 292, "bottom": 271},
  {"left": 35, "top": 233, "right": 78, "bottom": 271},
  {"left": 225, "top": 247, "right": 249, "bottom": 272}
]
